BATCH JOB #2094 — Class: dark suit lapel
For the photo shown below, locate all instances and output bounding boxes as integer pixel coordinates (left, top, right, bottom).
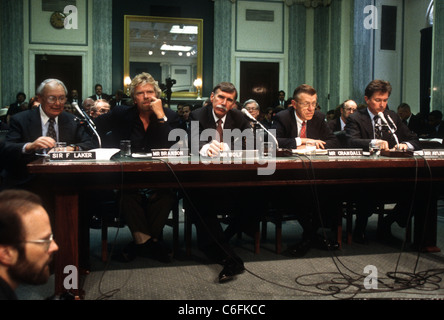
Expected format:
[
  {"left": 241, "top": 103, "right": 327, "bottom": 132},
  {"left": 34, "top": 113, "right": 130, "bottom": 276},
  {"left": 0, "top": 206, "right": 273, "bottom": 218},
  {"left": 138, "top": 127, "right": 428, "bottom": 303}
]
[
  {"left": 362, "top": 108, "right": 374, "bottom": 139},
  {"left": 29, "top": 108, "right": 43, "bottom": 138},
  {"left": 288, "top": 108, "right": 298, "bottom": 138}
]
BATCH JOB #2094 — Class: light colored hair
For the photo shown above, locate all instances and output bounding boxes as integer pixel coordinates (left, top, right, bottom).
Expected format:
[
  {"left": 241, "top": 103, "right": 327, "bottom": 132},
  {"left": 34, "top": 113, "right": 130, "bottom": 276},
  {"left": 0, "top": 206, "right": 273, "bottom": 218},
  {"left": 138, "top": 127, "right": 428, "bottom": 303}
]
[
  {"left": 243, "top": 99, "right": 259, "bottom": 110},
  {"left": 36, "top": 79, "right": 68, "bottom": 96},
  {"left": 129, "top": 73, "right": 162, "bottom": 99}
]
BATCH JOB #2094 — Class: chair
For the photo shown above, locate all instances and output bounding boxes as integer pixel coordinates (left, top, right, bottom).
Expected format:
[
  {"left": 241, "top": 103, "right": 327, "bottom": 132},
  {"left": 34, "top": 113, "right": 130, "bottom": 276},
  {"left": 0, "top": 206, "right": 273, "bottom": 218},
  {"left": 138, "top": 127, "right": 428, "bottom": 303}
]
[
  {"left": 183, "top": 199, "right": 261, "bottom": 256},
  {"left": 261, "top": 207, "right": 299, "bottom": 254},
  {"left": 338, "top": 201, "right": 412, "bottom": 246},
  {"left": 99, "top": 192, "right": 180, "bottom": 262}
]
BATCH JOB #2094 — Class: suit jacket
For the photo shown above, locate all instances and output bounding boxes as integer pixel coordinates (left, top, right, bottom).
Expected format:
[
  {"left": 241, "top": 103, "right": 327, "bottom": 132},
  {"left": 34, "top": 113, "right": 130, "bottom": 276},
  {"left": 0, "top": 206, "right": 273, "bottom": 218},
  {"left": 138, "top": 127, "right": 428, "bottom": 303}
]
[
  {"left": 272, "top": 108, "right": 340, "bottom": 149},
  {"left": 188, "top": 105, "right": 252, "bottom": 153},
  {"left": 426, "top": 120, "right": 444, "bottom": 139},
  {"left": 89, "top": 93, "right": 111, "bottom": 101},
  {"left": 345, "top": 107, "right": 420, "bottom": 150},
  {"left": 327, "top": 117, "right": 347, "bottom": 148},
  {"left": 1, "top": 107, "right": 96, "bottom": 185},
  {"left": 406, "top": 113, "right": 426, "bottom": 136},
  {"left": 94, "top": 104, "right": 180, "bottom": 152}
]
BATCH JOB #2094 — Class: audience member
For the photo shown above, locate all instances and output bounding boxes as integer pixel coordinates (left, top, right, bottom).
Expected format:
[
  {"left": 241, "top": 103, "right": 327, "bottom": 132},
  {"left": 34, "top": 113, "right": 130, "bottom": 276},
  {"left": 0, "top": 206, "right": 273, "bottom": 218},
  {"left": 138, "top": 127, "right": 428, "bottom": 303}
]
[
  {"left": 0, "top": 79, "right": 96, "bottom": 189},
  {"left": 95, "top": 72, "right": 180, "bottom": 263},
  {"left": 327, "top": 99, "right": 357, "bottom": 147},
  {"left": 0, "top": 189, "right": 58, "bottom": 300},
  {"left": 89, "top": 99, "right": 110, "bottom": 118},
  {"left": 178, "top": 103, "right": 191, "bottom": 131},
  {"left": 274, "top": 90, "right": 286, "bottom": 108},
  {"left": 0, "top": 108, "right": 8, "bottom": 130},
  {"left": 397, "top": 103, "right": 426, "bottom": 136},
  {"left": 425, "top": 110, "right": 444, "bottom": 139},
  {"left": 325, "top": 109, "right": 335, "bottom": 122},
  {"left": 109, "top": 89, "right": 128, "bottom": 109},
  {"left": 28, "top": 96, "right": 40, "bottom": 110},
  {"left": 81, "top": 98, "right": 94, "bottom": 116},
  {"left": 6, "top": 92, "right": 27, "bottom": 122},
  {"left": 260, "top": 107, "right": 274, "bottom": 130},
  {"left": 345, "top": 79, "right": 420, "bottom": 243},
  {"left": 68, "top": 89, "right": 82, "bottom": 105},
  {"left": 187, "top": 82, "right": 264, "bottom": 283},
  {"left": 272, "top": 84, "right": 340, "bottom": 257},
  {"left": 89, "top": 84, "right": 111, "bottom": 101}
]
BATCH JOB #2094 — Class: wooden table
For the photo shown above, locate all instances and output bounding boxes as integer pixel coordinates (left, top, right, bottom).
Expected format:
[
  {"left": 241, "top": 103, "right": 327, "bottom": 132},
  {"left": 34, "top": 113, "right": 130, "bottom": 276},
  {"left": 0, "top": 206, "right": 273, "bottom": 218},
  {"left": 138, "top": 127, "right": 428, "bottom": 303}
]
[{"left": 27, "top": 154, "right": 444, "bottom": 297}]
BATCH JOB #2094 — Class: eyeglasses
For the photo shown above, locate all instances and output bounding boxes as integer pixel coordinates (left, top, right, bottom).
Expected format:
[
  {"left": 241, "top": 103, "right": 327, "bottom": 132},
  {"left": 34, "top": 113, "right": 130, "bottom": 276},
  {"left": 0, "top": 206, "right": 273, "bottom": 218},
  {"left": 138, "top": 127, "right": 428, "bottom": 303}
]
[
  {"left": 25, "top": 234, "right": 54, "bottom": 251},
  {"left": 344, "top": 108, "right": 357, "bottom": 112},
  {"left": 297, "top": 101, "right": 317, "bottom": 108},
  {"left": 246, "top": 108, "right": 259, "bottom": 112},
  {"left": 46, "top": 96, "right": 67, "bottom": 104}
]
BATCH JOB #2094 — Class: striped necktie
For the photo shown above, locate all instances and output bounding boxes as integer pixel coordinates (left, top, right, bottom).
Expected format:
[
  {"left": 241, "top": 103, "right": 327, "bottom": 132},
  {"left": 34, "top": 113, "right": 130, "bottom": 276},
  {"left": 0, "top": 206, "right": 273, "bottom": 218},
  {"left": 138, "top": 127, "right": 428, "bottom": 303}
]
[
  {"left": 374, "top": 116, "right": 382, "bottom": 139},
  {"left": 47, "top": 118, "right": 57, "bottom": 140}
]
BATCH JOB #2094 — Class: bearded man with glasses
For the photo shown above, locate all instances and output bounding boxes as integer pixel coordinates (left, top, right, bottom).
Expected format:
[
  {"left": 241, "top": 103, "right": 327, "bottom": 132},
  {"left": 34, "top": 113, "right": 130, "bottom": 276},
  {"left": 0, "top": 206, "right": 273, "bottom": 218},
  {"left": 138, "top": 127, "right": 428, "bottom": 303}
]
[{"left": 0, "top": 189, "right": 59, "bottom": 300}]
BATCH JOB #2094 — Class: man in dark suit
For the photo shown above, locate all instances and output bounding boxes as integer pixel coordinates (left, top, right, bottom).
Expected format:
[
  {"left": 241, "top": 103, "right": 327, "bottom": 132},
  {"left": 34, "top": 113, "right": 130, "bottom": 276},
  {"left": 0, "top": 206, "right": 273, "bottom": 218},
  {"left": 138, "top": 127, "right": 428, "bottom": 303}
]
[
  {"left": 1, "top": 79, "right": 96, "bottom": 188},
  {"left": 68, "top": 89, "right": 82, "bottom": 105},
  {"left": 272, "top": 84, "right": 341, "bottom": 257},
  {"left": 6, "top": 92, "right": 27, "bottom": 122},
  {"left": 425, "top": 110, "right": 444, "bottom": 139},
  {"left": 187, "top": 82, "right": 263, "bottom": 283},
  {"left": 397, "top": 103, "right": 426, "bottom": 136},
  {"left": 272, "top": 84, "right": 340, "bottom": 150},
  {"left": 346, "top": 79, "right": 421, "bottom": 243},
  {"left": 109, "top": 89, "right": 129, "bottom": 109},
  {"left": 89, "top": 84, "right": 111, "bottom": 101},
  {"left": 327, "top": 100, "right": 358, "bottom": 147},
  {"left": 95, "top": 72, "right": 180, "bottom": 263}
]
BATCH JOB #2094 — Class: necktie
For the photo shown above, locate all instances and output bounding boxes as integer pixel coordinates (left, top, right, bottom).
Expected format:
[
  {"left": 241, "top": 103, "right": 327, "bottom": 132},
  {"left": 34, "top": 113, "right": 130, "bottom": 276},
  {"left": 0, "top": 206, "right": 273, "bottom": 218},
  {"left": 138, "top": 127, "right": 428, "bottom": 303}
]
[
  {"left": 374, "top": 116, "right": 382, "bottom": 139},
  {"left": 300, "top": 121, "right": 306, "bottom": 138},
  {"left": 47, "top": 118, "right": 57, "bottom": 141},
  {"left": 216, "top": 119, "right": 223, "bottom": 143}
]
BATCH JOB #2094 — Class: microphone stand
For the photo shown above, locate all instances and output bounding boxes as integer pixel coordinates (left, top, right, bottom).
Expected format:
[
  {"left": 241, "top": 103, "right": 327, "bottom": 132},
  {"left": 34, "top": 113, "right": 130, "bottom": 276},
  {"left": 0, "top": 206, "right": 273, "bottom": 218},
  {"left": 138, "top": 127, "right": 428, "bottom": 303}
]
[
  {"left": 378, "top": 112, "right": 412, "bottom": 157},
  {"left": 73, "top": 103, "right": 102, "bottom": 148},
  {"left": 242, "top": 109, "right": 291, "bottom": 157}
]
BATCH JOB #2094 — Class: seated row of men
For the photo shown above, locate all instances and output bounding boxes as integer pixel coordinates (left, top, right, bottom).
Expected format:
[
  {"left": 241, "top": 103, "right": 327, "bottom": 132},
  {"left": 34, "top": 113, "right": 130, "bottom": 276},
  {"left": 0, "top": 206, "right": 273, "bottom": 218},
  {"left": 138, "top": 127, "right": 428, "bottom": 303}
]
[{"left": 0, "top": 74, "right": 429, "bottom": 284}]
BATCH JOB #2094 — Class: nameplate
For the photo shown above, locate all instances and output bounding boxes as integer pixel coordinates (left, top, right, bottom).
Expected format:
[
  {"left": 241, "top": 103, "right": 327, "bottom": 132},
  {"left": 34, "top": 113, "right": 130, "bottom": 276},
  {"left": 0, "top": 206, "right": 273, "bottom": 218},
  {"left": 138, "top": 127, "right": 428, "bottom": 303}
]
[
  {"left": 219, "top": 150, "right": 258, "bottom": 158},
  {"left": 152, "top": 149, "right": 189, "bottom": 158},
  {"left": 49, "top": 151, "right": 96, "bottom": 161},
  {"left": 418, "top": 149, "right": 444, "bottom": 157},
  {"left": 328, "top": 149, "right": 363, "bottom": 157}
]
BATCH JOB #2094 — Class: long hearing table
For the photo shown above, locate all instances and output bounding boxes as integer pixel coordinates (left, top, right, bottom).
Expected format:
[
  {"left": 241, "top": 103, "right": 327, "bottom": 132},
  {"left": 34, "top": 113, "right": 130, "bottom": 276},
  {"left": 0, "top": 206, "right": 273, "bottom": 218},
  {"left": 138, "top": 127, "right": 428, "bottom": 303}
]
[{"left": 27, "top": 153, "right": 444, "bottom": 298}]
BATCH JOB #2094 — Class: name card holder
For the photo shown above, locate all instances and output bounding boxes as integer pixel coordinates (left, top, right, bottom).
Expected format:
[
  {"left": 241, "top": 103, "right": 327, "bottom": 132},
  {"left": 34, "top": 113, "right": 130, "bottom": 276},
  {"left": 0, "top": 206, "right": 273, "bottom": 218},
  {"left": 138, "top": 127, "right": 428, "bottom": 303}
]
[
  {"left": 49, "top": 151, "right": 96, "bottom": 161},
  {"left": 415, "top": 149, "right": 444, "bottom": 157},
  {"left": 152, "top": 149, "right": 189, "bottom": 158},
  {"left": 328, "top": 149, "right": 363, "bottom": 157}
]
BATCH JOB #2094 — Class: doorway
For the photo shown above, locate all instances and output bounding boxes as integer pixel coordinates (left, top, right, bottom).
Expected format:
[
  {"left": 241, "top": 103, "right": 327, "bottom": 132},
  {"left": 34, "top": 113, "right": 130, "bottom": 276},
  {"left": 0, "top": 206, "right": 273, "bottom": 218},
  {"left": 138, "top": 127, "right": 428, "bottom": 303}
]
[
  {"left": 35, "top": 55, "right": 82, "bottom": 100},
  {"left": 239, "top": 61, "right": 280, "bottom": 112}
]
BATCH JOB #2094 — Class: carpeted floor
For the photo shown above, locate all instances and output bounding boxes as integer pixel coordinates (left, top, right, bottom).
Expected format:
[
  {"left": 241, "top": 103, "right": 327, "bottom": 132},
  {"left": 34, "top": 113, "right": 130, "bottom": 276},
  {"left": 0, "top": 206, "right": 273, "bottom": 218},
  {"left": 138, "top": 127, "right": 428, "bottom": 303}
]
[{"left": 17, "top": 200, "right": 444, "bottom": 302}]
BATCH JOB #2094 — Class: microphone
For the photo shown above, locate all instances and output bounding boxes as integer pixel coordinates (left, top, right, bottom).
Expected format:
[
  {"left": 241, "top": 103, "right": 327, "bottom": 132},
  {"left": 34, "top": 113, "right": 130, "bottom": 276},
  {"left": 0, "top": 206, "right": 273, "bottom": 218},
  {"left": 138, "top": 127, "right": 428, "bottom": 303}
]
[
  {"left": 73, "top": 102, "right": 95, "bottom": 129},
  {"left": 378, "top": 111, "right": 399, "bottom": 149},
  {"left": 242, "top": 108, "right": 281, "bottom": 153},
  {"left": 386, "top": 114, "right": 398, "bottom": 131},
  {"left": 72, "top": 102, "right": 102, "bottom": 148}
]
